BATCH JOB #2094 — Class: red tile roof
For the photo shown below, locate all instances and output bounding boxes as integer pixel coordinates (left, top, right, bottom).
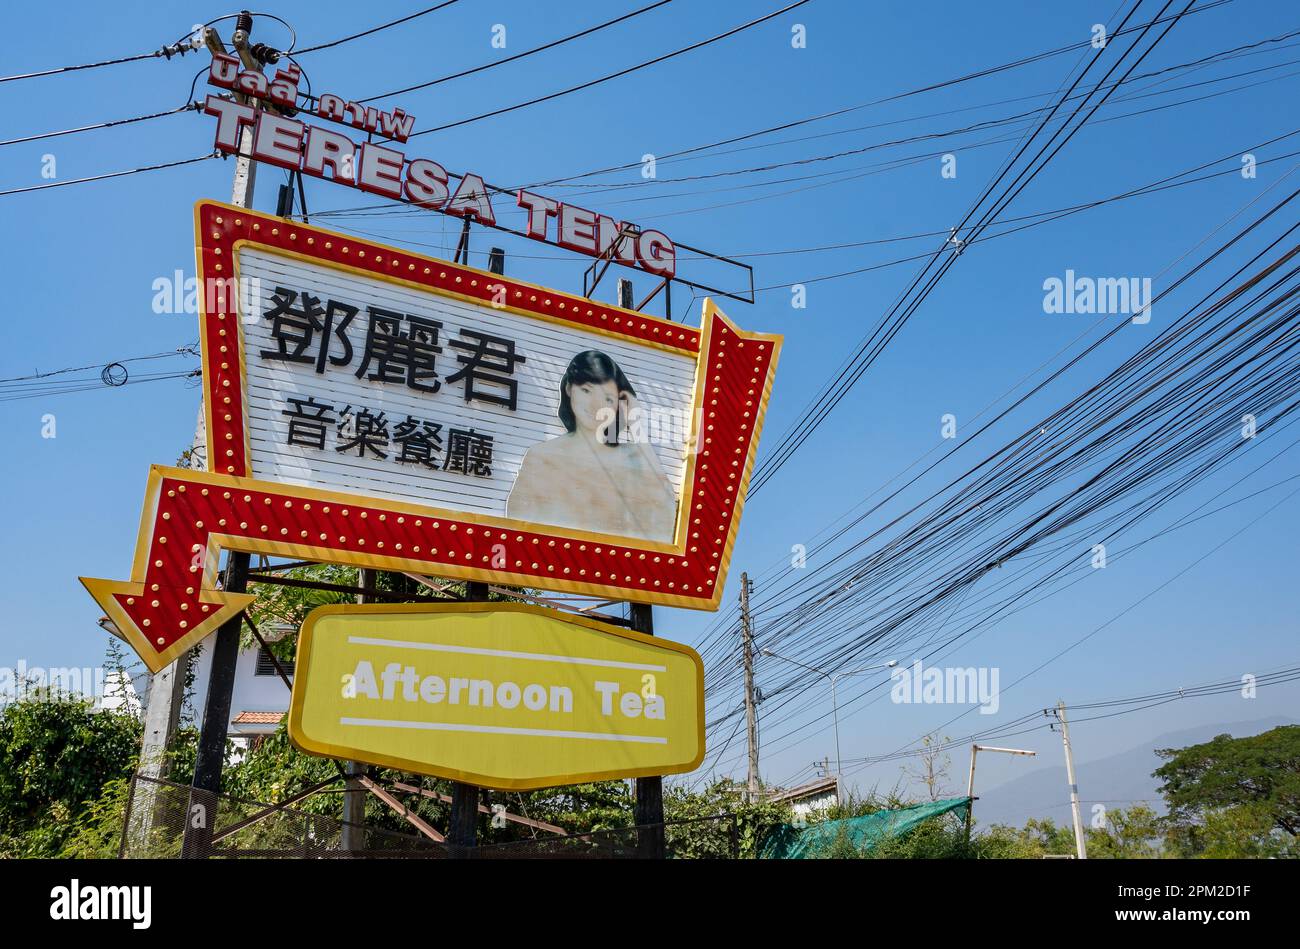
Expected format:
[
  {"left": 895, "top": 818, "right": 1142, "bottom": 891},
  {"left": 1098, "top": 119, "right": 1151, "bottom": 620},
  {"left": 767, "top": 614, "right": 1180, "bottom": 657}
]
[{"left": 232, "top": 711, "right": 285, "bottom": 725}]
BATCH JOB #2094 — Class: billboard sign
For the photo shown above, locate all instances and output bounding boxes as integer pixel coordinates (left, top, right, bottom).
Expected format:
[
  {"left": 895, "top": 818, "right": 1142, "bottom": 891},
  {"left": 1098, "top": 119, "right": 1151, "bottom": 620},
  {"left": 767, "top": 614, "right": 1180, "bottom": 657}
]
[
  {"left": 203, "top": 54, "right": 679, "bottom": 279},
  {"left": 81, "top": 202, "right": 780, "bottom": 672},
  {"left": 287, "top": 602, "right": 705, "bottom": 789}
]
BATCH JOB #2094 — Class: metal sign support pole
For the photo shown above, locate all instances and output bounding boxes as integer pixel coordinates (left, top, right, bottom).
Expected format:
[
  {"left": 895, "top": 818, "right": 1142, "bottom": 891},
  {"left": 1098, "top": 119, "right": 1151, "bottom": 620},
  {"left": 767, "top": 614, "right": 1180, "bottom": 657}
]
[
  {"left": 342, "top": 569, "right": 377, "bottom": 853},
  {"left": 615, "top": 277, "right": 667, "bottom": 857},
  {"left": 449, "top": 580, "right": 491, "bottom": 854},
  {"left": 446, "top": 245, "right": 507, "bottom": 855},
  {"left": 630, "top": 602, "right": 664, "bottom": 858}
]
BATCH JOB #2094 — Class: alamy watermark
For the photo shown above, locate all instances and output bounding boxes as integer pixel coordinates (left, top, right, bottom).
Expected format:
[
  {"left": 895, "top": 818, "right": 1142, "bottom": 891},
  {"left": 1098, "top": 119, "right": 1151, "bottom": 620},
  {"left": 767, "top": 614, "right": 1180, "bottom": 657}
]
[
  {"left": 1043, "top": 270, "right": 1152, "bottom": 324},
  {"left": 1, "top": 661, "right": 108, "bottom": 703},
  {"left": 594, "top": 405, "right": 705, "bottom": 454},
  {"left": 890, "top": 659, "right": 1000, "bottom": 714},
  {"left": 49, "top": 880, "right": 151, "bottom": 929},
  {"left": 152, "top": 270, "right": 264, "bottom": 320}
]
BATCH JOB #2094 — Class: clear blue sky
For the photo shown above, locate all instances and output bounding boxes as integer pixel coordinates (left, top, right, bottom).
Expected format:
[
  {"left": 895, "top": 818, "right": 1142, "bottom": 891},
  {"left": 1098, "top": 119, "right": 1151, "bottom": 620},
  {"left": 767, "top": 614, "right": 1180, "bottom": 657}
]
[{"left": 2, "top": 0, "right": 1296, "bottom": 804}]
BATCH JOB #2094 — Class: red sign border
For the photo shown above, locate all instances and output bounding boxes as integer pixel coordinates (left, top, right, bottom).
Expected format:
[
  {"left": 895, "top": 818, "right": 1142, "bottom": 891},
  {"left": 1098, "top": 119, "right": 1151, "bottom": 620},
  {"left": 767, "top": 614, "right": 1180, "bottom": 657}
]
[{"left": 82, "top": 202, "right": 780, "bottom": 672}]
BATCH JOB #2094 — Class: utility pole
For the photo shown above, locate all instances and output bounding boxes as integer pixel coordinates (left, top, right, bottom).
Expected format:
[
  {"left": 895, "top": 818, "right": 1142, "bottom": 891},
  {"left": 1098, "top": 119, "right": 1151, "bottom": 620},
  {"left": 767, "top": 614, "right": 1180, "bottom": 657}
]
[
  {"left": 739, "top": 572, "right": 760, "bottom": 801},
  {"left": 1054, "top": 701, "right": 1088, "bottom": 859},
  {"left": 629, "top": 600, "right": 662, "bottom": 858},
  {"left": 182, "top": 11, "right": 262, "bottom": 859},
  {"left": 205, "top": 15, "right": 259, "bottom": 206}
]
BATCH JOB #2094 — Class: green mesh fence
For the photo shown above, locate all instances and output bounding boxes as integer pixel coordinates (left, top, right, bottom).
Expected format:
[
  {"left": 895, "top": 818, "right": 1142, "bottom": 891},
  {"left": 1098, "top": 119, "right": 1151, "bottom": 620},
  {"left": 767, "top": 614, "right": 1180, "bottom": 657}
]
[{"left": 760, "top": 796, "right": 972, "bottom": 858}]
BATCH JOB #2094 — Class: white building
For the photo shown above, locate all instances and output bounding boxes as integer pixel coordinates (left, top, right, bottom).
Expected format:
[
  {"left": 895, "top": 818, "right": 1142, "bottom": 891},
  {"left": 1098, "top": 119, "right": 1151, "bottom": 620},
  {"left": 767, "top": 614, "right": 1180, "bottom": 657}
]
[
  {"left": 99, "top": 617, "right": 293, "bottom": 759},
  {"left": 767, "top": 776, "right": 839, "bottom": 820},
  {"left": 188, "top": 641, "right": 294, "bottom": 756},
  {"left": 95, "top": 669, "right": 145, "bottom": 716}
]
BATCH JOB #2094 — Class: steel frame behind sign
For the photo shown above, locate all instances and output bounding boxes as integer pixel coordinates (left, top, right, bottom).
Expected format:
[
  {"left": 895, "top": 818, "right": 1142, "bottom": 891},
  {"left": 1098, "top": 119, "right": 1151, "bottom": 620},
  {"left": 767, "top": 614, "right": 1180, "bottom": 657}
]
[{"left": 81, "top": 201, "right": 780, "bottom": 674}]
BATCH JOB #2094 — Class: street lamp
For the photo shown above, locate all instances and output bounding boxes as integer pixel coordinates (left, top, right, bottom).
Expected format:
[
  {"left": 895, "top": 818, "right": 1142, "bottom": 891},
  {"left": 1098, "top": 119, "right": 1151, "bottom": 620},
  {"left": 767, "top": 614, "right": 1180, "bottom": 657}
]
[
  {"left": 760, "top": 649, "right": 897, "bottom": 803},
  {"left": 966, "top": 744, "right": 1036, "bottom": 840}
]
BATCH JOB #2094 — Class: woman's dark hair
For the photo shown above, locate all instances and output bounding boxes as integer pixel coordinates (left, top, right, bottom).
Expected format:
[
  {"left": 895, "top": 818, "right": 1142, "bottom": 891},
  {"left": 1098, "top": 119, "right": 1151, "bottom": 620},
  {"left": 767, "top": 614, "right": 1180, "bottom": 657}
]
[{"left": 558, "top": 350, "right": 635, "bottom": 433}]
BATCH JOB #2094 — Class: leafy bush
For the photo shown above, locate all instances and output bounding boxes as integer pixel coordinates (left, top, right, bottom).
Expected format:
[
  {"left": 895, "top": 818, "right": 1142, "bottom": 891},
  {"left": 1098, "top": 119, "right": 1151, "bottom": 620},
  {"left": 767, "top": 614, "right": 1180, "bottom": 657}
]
[
  {"left": 0, "top": 694, "right": 141, "bottom": 857},
  {"left": 58, "top": 777, "right": 133, "bottom": 858},
  {"left": 664, "top": 780, "right": 792, "bottom": 857}
]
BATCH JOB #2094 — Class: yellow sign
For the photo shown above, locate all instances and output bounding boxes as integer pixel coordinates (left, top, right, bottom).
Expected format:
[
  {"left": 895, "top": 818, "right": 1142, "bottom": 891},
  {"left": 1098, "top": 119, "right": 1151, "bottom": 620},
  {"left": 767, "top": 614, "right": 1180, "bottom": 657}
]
[{"left": 288, "top": 602, "right": 705, "bottom": 790}]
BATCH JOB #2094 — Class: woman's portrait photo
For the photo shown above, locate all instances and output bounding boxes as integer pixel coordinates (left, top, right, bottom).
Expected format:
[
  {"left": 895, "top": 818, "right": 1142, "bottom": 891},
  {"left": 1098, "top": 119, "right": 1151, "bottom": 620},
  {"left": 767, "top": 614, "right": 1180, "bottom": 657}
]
[{"left": 507, "top": 350, "right": 679, "bottom": 543}]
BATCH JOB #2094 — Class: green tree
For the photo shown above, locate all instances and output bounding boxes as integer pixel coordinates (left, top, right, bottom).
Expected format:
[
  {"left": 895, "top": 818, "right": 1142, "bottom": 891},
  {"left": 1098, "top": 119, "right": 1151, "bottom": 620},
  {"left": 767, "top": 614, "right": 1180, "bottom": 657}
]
[
  {"left": 969, "top": 822, "right": 1043, "bottom": 858},
  {"left": 1163, "top": 801, "right": 1295, "bottom": 858},
  {"left": 513, "top": 781, "right": 633, "bottom": 836},
  {"left": 242, "top": 563, "right": 359, "bottom": 664},
  {"left": 1084, "top": 804, "right": 1163, "bottom": 858},
  {"left": 901, "top": 732, "right": 952, "bottom": 802},
  {"left": 982, "top": 816, "right": 1077, "bottom": 857},
  {"left": 1154, "top": 725, "right": 1300, "bottom": 856}
]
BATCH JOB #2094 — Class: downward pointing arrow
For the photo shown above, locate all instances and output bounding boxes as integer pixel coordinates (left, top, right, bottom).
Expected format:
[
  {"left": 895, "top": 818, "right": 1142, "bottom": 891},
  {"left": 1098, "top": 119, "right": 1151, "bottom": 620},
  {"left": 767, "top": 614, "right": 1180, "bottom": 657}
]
[
  {"left": 81, "top": 466, "right": 256, "bottom": 673},
  {"left": 81, "top": 577, "right": 253, "bottom": 675}
]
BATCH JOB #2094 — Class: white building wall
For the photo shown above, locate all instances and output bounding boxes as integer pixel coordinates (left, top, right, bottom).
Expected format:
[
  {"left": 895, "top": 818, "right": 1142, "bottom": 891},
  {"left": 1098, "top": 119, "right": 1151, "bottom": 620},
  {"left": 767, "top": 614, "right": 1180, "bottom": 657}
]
[
  {"left": 187, "top": 634, "right": 292, "bottom": 732},
  {"left": 791, "top": 790, "right": 838, "bottom": 821}
]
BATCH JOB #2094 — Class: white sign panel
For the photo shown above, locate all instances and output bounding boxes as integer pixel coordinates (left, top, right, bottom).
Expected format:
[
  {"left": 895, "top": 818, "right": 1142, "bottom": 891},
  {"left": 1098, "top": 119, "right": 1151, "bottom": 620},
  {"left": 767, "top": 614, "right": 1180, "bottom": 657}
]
[{"left": 236, "top": 246, "right": 697, "bottom": 544}]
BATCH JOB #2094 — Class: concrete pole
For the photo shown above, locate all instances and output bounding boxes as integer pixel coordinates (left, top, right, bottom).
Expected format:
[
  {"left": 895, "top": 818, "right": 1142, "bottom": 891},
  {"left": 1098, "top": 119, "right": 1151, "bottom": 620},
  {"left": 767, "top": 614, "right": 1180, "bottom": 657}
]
[
  {"left": 830, "top": 675, "right": 844, "bottom": 804},
  {"left": 740, "top": 572, "right": 759, "bottom": 801},
  {"left": 965, "top": 743, "right": 978, "bottom": 841},
  {"left": 1057, "top": 701, "right": 1088, "bottom": 859},
  {"left": 143, "top": 402, "right": 208, "bottom": 756}
]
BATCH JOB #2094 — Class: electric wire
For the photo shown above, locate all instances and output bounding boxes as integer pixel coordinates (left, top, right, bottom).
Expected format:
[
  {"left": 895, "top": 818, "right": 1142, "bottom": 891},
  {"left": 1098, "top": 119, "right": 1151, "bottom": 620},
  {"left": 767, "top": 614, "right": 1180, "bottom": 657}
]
[
  {"left": 406, "top": 0, "right": 817, "bottom": 137},
  {"left": 0, "top": 154, "right": 217, "bottom": 197},
  {"left": 294, "top": 0, "right": 464, "bottom": 55}
]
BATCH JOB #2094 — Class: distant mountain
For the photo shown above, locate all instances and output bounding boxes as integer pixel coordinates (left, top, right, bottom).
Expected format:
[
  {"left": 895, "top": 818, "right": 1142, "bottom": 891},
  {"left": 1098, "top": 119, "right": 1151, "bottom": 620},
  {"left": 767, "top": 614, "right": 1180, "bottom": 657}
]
[{"left": 971, "top": 716, "right": 1297, "bottom": 830}]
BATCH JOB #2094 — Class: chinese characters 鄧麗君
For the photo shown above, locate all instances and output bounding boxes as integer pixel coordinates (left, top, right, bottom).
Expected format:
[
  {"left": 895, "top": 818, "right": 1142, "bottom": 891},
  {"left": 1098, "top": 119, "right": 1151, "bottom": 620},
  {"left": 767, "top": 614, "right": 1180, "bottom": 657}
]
[
  {"left": 260, "top": 285, "right": 526, "bottom": 480},
  {"left": 259, "top": 286, "right": 526, "bottom": 408}
]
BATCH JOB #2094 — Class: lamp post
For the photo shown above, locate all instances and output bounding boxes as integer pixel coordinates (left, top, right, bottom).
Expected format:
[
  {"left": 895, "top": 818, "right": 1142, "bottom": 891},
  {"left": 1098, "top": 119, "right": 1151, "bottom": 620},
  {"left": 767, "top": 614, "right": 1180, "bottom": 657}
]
[
  {"left": 760, "top": 649, "right": 897, "bottom": 803},
  {"left": 966, "top": 744, "right": 1036, "bottom": 841}
]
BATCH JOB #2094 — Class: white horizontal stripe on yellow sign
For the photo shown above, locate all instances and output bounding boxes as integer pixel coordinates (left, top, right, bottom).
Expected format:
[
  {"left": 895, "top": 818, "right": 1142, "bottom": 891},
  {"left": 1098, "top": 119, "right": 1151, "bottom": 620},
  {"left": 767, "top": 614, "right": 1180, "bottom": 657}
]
[
  {"left": 340, "top": 717, "right": 669, "bottom": 743},
  {"left": 346, "top": 635, "right": 668, "bottom": 671}
]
